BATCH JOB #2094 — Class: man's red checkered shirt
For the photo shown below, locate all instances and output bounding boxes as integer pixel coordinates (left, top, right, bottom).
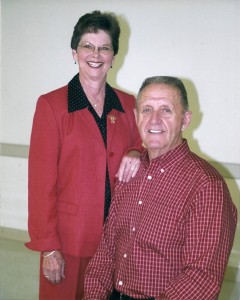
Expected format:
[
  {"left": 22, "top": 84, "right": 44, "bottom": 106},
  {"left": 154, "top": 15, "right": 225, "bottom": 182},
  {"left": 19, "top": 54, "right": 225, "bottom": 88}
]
[{"left": 84, "top": 140, "right": 237, "bottom": 300}]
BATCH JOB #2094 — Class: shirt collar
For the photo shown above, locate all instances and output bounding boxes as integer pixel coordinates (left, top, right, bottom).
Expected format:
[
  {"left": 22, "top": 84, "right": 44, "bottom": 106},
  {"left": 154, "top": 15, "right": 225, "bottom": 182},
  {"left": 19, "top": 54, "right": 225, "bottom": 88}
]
[
  {"left": 141, "top": 139, "right": 190, "bottom": 169},
  {"left": 68, "top": 73, "right": 124, "bottom": 113}
]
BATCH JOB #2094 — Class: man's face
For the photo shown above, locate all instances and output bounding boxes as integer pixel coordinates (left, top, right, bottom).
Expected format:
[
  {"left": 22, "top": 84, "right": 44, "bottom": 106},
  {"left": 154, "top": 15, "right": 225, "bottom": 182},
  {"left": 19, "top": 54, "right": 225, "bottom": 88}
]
[{"left": 135, "top": 83, "right": 192, "bottom": 160}]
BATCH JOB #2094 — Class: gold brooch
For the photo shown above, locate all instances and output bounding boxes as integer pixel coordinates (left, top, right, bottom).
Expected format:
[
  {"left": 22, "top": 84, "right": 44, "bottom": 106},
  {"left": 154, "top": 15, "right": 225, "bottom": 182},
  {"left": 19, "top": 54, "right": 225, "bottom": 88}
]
[{"left": 109, "top": 115, "right": 117, "bottom": 124}]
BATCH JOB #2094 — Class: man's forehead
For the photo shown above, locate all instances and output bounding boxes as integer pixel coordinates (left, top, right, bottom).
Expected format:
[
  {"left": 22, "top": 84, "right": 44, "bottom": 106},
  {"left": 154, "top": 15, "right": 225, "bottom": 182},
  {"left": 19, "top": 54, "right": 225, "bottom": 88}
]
[
  {"left": 140, "top": 97, "right": 175, "bottom": 105},
  {"left": 139, "top": 84, "right": 180, "bottom": 103},
  {"left": 141, "top": 83, "right": 179, "bottom": 97}
]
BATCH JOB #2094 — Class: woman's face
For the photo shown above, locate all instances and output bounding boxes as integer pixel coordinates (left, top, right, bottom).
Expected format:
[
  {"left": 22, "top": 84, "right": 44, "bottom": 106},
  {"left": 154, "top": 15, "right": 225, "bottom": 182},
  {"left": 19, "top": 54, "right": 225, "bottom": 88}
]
[{"left": 72, "top": 30, "right": 115, "bottom": 82}]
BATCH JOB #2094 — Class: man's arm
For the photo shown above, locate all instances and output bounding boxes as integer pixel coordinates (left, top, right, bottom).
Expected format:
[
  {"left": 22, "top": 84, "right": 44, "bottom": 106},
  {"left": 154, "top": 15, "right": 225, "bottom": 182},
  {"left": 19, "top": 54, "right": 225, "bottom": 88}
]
[
  {"left": 161, "top": 181, "right": 237, "bottom": 300},
  {"left": 83, "top": 187, "right": 121, "bottom": 300}
]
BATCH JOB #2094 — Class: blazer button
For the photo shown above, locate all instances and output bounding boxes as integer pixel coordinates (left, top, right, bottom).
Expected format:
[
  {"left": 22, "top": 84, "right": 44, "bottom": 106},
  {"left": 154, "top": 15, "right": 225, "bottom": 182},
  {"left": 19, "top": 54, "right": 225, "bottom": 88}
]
[{"left": 109, "top": 152, "right": 114, "bottom": 157}]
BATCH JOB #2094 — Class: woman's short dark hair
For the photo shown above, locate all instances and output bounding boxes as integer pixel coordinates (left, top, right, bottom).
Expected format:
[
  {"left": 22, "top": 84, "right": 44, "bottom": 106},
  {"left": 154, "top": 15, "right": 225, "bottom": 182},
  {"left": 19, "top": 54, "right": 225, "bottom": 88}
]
[
  {"left": 137, "top": 76, "right": 189, "bottom": 112},
  {"left": 70, "top": 10, "right": 120, "bottom": 55}
]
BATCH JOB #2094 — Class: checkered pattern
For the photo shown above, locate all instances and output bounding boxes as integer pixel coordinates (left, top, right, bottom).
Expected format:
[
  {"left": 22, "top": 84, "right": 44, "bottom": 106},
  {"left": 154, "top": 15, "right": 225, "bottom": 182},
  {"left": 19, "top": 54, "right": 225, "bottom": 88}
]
[{"left": 84, "top": 140, "right": 237, "bottom": 300}]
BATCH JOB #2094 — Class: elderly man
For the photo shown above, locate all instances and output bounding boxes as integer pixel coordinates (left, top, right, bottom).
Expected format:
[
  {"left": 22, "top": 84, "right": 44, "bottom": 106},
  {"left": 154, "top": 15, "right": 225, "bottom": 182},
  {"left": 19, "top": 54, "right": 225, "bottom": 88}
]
[{"left": 83, "top": 76, "right": 237, "bottom": 300}]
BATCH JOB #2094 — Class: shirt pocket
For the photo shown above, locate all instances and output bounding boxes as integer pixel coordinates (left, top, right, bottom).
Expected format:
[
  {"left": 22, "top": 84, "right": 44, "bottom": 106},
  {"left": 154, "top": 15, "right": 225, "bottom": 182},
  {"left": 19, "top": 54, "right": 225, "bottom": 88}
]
[{"left": 136, "top": 201, "right": 185, "bottom": 259}]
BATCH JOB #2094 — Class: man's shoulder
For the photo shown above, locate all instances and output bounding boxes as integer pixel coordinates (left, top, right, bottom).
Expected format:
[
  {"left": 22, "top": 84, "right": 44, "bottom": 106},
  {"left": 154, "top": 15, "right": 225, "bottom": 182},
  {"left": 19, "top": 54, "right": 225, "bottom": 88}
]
[{"left": 187, "top": 151, "right": 224, "bottom": 181}]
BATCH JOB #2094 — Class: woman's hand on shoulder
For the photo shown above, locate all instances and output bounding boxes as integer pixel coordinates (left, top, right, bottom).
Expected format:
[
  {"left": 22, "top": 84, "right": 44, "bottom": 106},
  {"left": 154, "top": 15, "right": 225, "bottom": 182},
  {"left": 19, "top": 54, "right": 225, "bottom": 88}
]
[{"left": 116, "top": 150, "right": 140, "bottom": 182}]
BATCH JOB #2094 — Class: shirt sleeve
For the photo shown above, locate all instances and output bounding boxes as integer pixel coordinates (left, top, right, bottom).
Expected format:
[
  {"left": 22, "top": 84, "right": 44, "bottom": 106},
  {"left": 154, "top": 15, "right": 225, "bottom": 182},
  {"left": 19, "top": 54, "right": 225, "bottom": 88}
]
[
  {"left": 162, "top": 180, "right": 237, "bottom": 300},
  {"left": 25, "top": 96, "right": 61, "bottom": 252}
]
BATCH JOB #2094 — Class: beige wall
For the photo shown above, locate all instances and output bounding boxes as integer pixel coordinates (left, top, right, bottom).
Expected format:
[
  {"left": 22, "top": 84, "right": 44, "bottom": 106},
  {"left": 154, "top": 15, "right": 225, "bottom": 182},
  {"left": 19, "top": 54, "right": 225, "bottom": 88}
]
[{"left": 0, "top": 0, "right": 239, "bottom": 282}]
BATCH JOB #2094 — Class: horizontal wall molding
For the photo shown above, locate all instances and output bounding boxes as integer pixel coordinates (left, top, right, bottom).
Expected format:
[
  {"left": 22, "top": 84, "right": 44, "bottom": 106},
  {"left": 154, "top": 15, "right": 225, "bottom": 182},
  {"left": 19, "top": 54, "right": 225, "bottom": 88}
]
[
  {"left": 0, "top": 143, "right": 29, "bottom": 158},
  {"left": 209, "top": 161, "right": 240, "bottom": 180},
  {"left": 0, "top": 143, "right": 240, "bottom": 179}
]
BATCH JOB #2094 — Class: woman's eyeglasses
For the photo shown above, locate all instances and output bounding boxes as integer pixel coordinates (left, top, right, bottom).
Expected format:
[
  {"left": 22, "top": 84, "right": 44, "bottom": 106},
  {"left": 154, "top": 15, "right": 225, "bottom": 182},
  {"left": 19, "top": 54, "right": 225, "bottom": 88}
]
[{"left": 78, "top": 42, "right": 113, "bottom": 55}]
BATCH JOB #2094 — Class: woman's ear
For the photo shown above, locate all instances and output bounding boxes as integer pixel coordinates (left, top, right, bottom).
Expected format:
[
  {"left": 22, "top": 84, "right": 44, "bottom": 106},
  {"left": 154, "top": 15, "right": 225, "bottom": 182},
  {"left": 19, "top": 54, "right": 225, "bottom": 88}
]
[
  {"left": 111, "top": 56, "right": 115, "bottom": 68},
  {"left": 72, "top": 49, "right": 77, "bottom": 63}
]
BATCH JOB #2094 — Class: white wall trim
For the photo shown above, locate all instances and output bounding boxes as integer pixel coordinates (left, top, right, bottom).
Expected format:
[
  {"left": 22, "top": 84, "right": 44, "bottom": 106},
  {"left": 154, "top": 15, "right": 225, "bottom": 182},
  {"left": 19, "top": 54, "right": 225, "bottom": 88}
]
[{"left": 1, "top": 143, "right": 239, "bottom": 179}]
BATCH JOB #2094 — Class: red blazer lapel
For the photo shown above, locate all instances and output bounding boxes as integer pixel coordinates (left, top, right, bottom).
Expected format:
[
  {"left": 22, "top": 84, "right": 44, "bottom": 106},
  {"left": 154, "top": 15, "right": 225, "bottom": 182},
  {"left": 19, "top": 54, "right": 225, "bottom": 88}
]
[{"left": 79, "top": 108, "right": 103, "bottom": 143}]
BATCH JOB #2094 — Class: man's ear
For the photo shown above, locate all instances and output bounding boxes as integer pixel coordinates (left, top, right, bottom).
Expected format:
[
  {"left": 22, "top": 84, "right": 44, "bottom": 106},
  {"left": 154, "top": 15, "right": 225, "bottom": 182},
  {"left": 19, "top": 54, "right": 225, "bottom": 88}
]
[
  {"left": 181, "top": 111, "right": 192, "bottom": 131},
  {"left": 133, "top": 108, "right": 138, "bottom": 124}
]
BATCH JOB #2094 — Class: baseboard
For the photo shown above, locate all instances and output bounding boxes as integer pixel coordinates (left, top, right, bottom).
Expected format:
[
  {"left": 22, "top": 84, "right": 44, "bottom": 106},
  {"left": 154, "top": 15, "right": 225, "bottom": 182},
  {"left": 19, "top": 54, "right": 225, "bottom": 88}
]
[{"left": 224, "top": 264, "right": 240, "bottom": 283}]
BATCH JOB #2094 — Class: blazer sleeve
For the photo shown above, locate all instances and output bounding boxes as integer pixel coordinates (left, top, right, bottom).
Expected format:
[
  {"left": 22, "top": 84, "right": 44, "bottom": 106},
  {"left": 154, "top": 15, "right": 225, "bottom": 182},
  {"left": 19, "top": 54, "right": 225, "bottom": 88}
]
[{"left": 25, "top": 95, "right": 62, "bottom": 252}]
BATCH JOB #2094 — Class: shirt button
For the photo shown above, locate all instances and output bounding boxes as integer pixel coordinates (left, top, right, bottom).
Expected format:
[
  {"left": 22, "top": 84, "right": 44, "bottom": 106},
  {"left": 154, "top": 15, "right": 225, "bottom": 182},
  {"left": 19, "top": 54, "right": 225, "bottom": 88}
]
[
  {"left": 123, "top": 254, "right": 127, "bottom": 258},
  {"left": 138, "top": 200, "right": 143, "bottom": 205},
  {"left": 132, "top": 227, "right": 136, "bottom": 231},
  {"left": 161, "top": 168, "right": 164, "bottom": 173},
  {"left": 147, "top": 175, "right": 152, "bottom": 180},
  {"left": 118, "top": 281, "right": 123, "bottom": 286}
]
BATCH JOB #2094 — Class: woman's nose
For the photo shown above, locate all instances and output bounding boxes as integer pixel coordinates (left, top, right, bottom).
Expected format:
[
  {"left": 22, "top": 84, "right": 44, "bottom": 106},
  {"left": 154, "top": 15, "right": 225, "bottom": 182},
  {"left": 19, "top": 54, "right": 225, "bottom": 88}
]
[{"left": 92, "top": 47, "right": 100, "bottom": 56}]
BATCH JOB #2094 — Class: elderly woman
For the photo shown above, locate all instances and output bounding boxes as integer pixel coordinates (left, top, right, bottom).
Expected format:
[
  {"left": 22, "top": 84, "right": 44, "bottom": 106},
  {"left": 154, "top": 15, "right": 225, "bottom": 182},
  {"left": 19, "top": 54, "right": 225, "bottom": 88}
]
[{"left": 26, "top": 11, "right": 142, "bottom": 300}]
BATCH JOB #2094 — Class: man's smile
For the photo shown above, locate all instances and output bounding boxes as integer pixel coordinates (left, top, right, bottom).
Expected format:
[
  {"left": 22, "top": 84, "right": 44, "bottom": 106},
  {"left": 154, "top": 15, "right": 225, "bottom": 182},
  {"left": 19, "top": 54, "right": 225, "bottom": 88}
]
[{"left": 148, "top": 129, "right": 163, "bottom": 134}]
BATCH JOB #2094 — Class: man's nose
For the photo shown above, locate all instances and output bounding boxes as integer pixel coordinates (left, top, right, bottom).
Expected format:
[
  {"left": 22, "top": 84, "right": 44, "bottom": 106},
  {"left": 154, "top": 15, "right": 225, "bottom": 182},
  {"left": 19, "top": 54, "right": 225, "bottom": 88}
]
[{"left": 150, "top": 111, "right": 163, "bottom": 123}]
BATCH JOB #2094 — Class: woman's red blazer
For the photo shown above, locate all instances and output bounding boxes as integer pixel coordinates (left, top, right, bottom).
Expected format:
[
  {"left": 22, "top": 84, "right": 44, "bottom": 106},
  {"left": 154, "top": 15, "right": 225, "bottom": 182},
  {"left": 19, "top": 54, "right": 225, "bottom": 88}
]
[{"left": 25, "top": 85, "right": 142, "bottom": 257}]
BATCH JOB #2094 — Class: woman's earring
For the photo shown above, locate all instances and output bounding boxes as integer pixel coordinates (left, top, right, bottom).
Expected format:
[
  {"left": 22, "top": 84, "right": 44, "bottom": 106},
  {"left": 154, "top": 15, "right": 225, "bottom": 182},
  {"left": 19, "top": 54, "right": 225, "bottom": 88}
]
[{"left": 74, "top": 61, "right": 76, "bottom": 64}]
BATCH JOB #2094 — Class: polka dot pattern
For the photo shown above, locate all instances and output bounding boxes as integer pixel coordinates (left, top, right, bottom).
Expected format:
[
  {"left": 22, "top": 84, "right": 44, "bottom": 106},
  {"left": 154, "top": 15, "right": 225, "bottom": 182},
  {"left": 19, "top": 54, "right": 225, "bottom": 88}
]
[{"left": 68, "top": 73, "right": 124, "bottom": 221}]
